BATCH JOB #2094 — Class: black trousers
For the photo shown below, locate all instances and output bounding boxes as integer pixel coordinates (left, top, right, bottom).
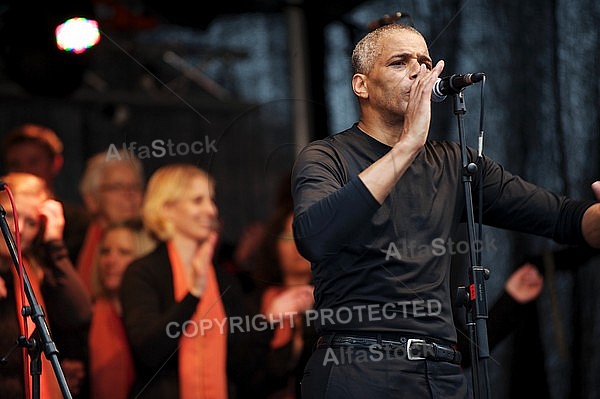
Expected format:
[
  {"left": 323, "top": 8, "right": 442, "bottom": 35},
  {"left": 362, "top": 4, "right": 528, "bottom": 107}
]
[{"left": 300, "top": 347, "right": 470, "bottom": 399}]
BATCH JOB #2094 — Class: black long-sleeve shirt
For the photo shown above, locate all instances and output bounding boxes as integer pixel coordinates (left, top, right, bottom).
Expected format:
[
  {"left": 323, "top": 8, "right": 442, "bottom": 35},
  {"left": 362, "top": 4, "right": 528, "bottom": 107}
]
[{"left": 291, "top": 124, "right": 593, "bottom": 343}]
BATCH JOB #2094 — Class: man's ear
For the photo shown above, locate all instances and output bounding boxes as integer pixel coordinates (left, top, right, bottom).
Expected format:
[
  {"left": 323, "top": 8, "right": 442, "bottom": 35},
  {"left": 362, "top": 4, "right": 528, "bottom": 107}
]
[{"left": 352, "top": 73, "right": 368, "bottom": 99}]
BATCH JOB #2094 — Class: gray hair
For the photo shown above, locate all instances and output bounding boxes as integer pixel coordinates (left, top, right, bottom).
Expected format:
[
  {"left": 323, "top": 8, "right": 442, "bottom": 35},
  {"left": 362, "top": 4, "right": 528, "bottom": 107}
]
[
  {"left": 352, "top": 24, "right": 423, "bottom": 75},
  {"left": 79, "top": 148, "right": 144, "bottom": 197}
]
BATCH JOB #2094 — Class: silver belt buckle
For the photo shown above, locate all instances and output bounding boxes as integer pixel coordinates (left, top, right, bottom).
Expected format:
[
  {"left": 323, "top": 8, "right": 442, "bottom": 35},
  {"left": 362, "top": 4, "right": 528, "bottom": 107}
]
[{"left": 407, "top": 338, "right": 427, "bottom": 360}]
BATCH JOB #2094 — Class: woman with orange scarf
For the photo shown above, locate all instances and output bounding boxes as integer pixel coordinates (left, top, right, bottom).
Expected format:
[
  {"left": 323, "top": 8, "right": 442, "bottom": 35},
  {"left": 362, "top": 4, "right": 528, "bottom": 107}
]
[
  {"left": 120, "top": 164, "right": 269, "bottom": 399},
  {"left": 0, "top": 172, "right": 92, "bottom": 399},
  {"left": 88, "top": 220, "right": 155, "bottom": 399}
]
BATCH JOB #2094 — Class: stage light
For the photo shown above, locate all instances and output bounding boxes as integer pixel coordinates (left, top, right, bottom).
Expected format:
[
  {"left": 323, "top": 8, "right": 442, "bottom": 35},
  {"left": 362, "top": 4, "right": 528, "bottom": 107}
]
[{"left": 55, "top": 17, "right": 100, "bottom": 54}]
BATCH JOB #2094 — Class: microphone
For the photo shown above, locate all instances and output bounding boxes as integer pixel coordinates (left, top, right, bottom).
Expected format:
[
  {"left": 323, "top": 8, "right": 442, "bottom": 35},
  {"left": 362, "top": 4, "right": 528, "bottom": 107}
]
[{"left": 431, "top": 72, "right": 485, "bottom": 102}]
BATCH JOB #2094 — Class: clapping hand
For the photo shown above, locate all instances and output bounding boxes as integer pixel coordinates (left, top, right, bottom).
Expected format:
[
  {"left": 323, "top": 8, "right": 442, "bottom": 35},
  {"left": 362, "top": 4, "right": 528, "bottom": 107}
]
[
  {"left": 504, "top": 262, "right": 544, "bottom": 304},
  {"left": 592, "top": 181, "right": 600, "bottom": 201},
  {"left": 189, "top": 232, "right": 218, "bottom": 298},
  {"left": 266, "top": 284, "right": 315, "bottom": 317},
  {"left": 582, "top": 181, "right": 600, "bottom": 248}
]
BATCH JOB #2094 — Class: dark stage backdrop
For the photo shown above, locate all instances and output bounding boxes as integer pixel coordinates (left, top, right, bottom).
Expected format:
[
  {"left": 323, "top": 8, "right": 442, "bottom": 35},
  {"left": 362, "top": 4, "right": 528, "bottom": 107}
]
[{"left": 0, "top": 1, "right": 598, "bottom": 398}]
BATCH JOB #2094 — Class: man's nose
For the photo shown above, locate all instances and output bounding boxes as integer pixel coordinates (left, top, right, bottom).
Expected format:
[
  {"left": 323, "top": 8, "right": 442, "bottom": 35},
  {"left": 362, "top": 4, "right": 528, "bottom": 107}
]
[{"left": 408, "top": 59, "right": 422, "bottom": 79}]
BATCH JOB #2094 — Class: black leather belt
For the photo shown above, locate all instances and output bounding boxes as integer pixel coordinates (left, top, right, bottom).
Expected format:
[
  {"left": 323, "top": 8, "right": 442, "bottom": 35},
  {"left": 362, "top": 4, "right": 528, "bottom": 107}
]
[{"left": 316, "top": 333, "right": 462, "bottom": 365}]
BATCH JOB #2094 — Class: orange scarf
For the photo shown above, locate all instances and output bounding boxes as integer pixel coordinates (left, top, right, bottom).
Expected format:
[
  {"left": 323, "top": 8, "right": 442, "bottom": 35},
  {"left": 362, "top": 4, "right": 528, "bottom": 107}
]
[
  {"left": 12, "top": 260, "right": 62, "bottom": 399},
  {"left": 168, "top": 241, "right": 228, "bottom": 399},
  {"left": 76, "top": 221, "right": 104, "bottom": 295},
  {"left": 89, "top": 298, "right": 135, "bottom": 399}
]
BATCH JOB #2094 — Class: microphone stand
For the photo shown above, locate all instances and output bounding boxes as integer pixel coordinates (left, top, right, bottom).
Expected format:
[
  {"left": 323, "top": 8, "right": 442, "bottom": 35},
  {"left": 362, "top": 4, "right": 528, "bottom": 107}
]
[
  {"left": 0, "top": 204, "right": 72, "bottom": 399},
  {"left": 451, "top": 90, "right": 492, "bottom": 399}
]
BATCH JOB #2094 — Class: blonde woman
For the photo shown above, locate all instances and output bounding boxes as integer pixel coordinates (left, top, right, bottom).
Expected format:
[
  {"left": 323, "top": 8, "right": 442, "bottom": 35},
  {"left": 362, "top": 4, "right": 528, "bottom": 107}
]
[
  {"left": 120, "top": 164, "right": 267, "bottom": 399},
  {"left": 88, "top": 220, "right": 155, "bottom": 399}
]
